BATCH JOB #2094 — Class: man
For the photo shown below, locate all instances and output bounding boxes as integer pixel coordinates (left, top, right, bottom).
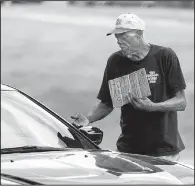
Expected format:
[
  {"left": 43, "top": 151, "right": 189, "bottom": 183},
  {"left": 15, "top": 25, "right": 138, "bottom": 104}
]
[{"left": 71, "top": 13, "right": 187, "bottom": 161}]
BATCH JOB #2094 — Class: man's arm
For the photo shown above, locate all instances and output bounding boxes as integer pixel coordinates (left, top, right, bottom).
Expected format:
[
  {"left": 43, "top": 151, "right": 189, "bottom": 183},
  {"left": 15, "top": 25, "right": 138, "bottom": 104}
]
[
  {"left": 129, "top": 89, "right": 187, "bottom": 112},
  {"left": 151, "top": 89, "right": 187, "bottom": 112},
  {"left": 71, "top": 100, "right": 114, "bottom": 126},
  {"left": 87, "top": 100, "right": 114, "bottom": 124}
]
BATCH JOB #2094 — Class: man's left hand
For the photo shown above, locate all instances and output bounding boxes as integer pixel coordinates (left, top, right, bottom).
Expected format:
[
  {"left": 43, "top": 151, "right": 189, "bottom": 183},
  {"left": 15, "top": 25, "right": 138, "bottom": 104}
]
[{"left": 127, "top": 92, "right": 155, "bottom": 112}]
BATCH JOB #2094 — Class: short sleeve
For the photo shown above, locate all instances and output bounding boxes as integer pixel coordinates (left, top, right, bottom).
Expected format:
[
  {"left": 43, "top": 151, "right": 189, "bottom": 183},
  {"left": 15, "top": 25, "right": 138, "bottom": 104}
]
[
  {"left": 165, "top": 48, "right": 186, "bottom": 94},
  {"left": 97, "top": 57, "right": 113, "bottom": 106}
]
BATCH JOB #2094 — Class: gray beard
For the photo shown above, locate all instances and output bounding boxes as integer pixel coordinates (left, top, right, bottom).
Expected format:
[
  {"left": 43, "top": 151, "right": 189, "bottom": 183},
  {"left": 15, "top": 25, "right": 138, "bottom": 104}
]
[
  {"left": 121, "top": 50, "right": 141, "bottom": 61},
  {"left": 121, "top": 43, "right": 151, "bottom": 61},
  {"left": 127, "top": 54, "right": 142, "bottom": 61}
]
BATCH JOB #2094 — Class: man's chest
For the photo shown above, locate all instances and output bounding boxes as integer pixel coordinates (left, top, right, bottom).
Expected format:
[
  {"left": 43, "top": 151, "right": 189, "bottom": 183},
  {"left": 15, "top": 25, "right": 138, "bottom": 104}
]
[
  {"left": 110, "top": 62, "right": 164, "bottom": 85},
  {"left": 109, "top": 59, "right": 166, "bottom": 102}
]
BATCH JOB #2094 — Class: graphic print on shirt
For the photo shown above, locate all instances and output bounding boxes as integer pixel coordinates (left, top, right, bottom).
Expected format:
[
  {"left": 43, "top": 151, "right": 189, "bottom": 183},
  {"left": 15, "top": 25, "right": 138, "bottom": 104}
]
[{"left": 146, "top": 71, "right": 159, "bottom": 84}]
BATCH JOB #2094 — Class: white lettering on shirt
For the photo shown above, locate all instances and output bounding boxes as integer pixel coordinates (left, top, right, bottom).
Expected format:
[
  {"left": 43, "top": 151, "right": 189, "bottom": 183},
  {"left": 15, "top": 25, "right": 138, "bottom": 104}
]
[{"left": 147, "top": 71, "right": 159, "bottom": 84}]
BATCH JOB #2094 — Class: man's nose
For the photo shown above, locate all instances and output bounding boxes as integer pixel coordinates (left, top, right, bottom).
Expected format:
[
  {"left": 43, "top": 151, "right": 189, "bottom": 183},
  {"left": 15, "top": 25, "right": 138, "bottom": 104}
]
[{"left": 117, "top": 40, "right": 123, "bottom": 45}]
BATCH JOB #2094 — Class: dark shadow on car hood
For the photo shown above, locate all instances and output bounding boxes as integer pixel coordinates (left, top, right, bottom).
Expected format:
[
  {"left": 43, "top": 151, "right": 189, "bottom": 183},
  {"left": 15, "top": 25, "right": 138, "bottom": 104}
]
[{"left": 1, "top": 149, "right": 184, "bottom": 184}]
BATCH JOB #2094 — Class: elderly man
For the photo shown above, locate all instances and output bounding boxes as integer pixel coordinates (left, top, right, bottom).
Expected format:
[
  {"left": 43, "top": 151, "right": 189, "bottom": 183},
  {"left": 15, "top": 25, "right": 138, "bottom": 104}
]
[{"left": 72, "top": 13, "right": 187, "bottom": 161}]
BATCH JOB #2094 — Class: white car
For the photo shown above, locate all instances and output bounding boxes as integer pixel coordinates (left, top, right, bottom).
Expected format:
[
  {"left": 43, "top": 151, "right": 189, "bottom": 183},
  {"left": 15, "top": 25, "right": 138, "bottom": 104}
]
[{"left": 1, "top": 84, "right": 194, "bottom": 185}]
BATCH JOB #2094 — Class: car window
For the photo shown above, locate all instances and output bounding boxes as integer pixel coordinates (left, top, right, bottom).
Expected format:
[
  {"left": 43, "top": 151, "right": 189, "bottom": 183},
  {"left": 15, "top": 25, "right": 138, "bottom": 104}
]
[{"left": 1, "top": 91, "right": 91, "bottom": 150}]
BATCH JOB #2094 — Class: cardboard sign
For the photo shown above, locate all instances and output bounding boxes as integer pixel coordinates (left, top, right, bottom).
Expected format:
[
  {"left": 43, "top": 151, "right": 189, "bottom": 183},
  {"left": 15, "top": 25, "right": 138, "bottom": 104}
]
[{"left": 108, "top": 68, "right": 151, "bottom": 108}]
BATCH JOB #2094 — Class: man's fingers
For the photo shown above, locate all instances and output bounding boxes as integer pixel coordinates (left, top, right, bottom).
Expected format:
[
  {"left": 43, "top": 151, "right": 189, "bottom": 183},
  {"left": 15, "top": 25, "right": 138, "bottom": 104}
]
[
  {"left": 127, "top": 92, "right": 133, "bottom": 102},
  {"left": 132, "top": 97, "right": 143, "bottom": 109},
  {"left": 127, "top": 93, "right": 138, "bottom": 108},
  {"left": 71, "top": 113, "right": 83, "bottom": 120},
  {"left": 126, "top": 94, "right": 131, "bottom": 102},
  {"left": 129, "top": 97, "right": 137, "bottom": 108},
  {"left": 131, "top": 99, "right": 138, "bottom": 108},
  {"left": 71, "top": 116, "right": 79, "bottom": 120},
  {"left": 132, "top": 97, "right": 141, "bottom": 103}
]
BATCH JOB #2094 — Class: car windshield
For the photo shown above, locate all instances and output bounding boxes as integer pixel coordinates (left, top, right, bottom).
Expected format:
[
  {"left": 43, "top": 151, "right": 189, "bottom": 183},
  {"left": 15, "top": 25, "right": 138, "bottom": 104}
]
[{"left": 1, "top": 90, "right": 85, "bottom": 151}]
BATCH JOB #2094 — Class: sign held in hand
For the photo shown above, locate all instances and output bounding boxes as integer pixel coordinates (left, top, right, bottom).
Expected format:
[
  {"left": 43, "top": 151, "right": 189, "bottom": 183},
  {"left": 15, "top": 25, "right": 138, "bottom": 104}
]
[{"left": 108, "top": 68, "right": 151, "bottom": 108}]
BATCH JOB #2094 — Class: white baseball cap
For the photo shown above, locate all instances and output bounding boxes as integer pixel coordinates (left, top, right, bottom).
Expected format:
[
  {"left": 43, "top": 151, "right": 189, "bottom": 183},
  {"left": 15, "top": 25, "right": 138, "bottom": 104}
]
[{"left": 107, "top": 13, "right": 145, "bottom": 36}]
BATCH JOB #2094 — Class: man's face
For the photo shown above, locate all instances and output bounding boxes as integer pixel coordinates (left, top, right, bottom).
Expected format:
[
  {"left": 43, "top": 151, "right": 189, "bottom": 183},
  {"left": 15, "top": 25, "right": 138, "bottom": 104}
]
[{"left": 115, "top": 30, "right": 140, "bottom": 57}]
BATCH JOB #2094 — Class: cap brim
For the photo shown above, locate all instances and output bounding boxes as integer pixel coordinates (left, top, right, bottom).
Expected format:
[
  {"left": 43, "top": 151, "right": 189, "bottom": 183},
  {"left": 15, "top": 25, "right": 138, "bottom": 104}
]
[{"left": 106, "top": 28, "right": 131, "bottom": 36}]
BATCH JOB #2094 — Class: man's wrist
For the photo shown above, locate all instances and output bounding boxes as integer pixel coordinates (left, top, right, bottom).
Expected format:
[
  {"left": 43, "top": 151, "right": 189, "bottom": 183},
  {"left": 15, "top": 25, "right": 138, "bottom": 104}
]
[
  {"left": 150, "top": 102, "right": 164, "bottom": 112},
  {"left": 147, "top": 102, "right": 157, "bottom": 112}
]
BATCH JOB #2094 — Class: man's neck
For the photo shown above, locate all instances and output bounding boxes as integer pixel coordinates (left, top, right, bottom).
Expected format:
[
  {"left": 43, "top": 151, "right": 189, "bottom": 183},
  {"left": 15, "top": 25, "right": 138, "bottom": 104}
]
[{"left": 126, "top": 42, "right": 151, "bottom": 61}]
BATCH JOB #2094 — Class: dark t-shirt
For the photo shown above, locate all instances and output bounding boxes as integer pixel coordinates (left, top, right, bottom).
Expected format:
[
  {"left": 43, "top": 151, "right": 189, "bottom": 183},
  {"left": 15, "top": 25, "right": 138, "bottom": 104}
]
[{"left": 97, "top": 44, "right": 186, "bottom": 156}]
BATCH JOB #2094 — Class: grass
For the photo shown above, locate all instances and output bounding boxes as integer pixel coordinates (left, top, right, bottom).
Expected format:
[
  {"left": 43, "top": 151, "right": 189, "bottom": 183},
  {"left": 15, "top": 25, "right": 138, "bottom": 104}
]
[{"left": 1, "top": 2, "right": 194, "bottom": 165}]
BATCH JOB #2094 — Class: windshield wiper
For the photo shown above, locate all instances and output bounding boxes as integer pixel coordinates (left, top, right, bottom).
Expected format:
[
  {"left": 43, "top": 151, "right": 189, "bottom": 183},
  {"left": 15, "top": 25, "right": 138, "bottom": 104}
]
[{"left": 1, "top": 146, "right": 69, "bottom": 154}]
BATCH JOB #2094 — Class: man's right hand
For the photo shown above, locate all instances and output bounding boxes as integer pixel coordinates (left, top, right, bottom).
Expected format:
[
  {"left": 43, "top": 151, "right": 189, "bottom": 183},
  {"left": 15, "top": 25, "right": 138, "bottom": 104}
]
[{"left": 71, "top": 113, "right": 90, "bottom": 127}]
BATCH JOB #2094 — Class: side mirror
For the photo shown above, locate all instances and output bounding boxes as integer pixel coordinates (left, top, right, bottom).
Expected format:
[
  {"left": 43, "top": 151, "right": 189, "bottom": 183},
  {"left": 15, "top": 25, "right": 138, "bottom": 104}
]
[
  {"left": 79, "top": 126, "right": 103, "bottom": 145},
  {"left": 72, "top": 123, "right": 103, "bottom": 145}
]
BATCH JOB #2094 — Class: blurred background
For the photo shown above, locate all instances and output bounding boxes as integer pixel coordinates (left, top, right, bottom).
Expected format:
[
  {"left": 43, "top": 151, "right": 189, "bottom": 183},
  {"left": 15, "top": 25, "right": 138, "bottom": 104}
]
[{"left": 1, "top": 1, "right": 194, "bottom": 165}]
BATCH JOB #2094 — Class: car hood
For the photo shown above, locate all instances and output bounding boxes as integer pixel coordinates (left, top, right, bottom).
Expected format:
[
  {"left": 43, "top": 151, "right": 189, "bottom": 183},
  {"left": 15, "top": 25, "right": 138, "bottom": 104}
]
[{"left": 1, "top": 149, "right": 193, "bottom": 184}]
